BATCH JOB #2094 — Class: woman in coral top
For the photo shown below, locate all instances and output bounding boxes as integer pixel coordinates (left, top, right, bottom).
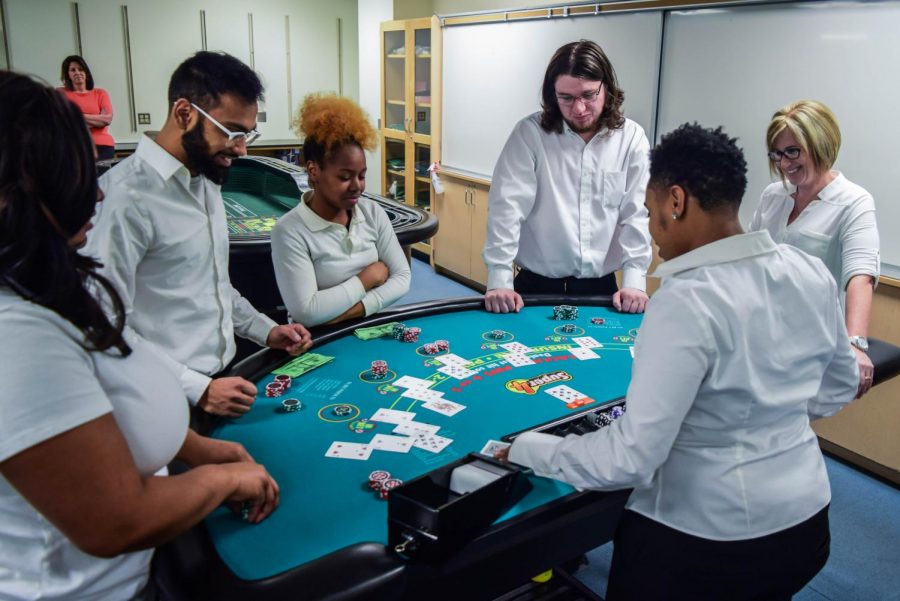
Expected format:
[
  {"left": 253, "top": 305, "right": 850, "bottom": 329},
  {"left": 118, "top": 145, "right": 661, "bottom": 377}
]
[{"left": 58, "top": 55, "right": 115, "bottom": 160}]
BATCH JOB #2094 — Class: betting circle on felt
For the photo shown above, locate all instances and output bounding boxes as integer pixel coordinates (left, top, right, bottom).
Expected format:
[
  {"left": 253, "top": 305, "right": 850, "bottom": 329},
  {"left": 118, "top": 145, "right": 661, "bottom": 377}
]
[
  {"left": 316, "top": 403, "right": 361, "bottom": 423},
  {"left": 208, "top": 301, "right": 641, "bottom": 581}
]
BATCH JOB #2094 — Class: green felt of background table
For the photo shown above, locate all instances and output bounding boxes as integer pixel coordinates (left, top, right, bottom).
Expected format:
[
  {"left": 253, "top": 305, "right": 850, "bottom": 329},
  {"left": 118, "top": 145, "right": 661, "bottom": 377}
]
[
  {"left": 207, "top": 305, "right": 641, "bottom": 580},
  {"left": 222, "top": 190, "right": 295, "bottom": 234}
]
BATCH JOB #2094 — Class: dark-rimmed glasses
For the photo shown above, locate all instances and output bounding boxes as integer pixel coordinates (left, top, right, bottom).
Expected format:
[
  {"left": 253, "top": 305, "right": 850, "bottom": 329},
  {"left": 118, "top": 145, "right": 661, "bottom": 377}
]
[{"left": 767, "top": 146, "right": 801, "bottom": 162}]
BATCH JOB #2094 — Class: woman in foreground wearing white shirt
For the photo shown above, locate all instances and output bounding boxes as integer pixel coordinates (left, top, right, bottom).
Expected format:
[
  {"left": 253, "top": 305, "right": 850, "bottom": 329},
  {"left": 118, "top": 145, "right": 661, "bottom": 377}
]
[
  {"left": 0, "top": 71, "right": 279, "bottom": 600},
  {"left": 271, "top": 94, "right": 411, "bottom": 326},
  {"left": 751, "top": 100, "right": 879, "bottom": 397},
  {"left": 501, "top": 123, "right": 859, "bottom": 600}
]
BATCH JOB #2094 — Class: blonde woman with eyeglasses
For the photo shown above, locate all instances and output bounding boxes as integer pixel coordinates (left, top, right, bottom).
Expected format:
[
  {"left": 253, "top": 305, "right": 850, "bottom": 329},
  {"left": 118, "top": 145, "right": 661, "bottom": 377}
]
[{"left": 750, "top": 100, "right": 880, "bottom": 398}]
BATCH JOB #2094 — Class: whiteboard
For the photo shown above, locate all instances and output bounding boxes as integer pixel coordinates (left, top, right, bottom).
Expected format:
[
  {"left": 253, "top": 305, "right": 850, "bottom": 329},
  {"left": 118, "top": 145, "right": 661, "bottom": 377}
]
[
  {"left": 442, "top": 11, "right": 663, "bottom": 178},
  {"left": 657, "top": 1, "right": 900, "bottom": 276}
]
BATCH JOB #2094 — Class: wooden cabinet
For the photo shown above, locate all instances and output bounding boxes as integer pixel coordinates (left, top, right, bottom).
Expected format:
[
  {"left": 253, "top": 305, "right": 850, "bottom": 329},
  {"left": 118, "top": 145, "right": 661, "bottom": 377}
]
[
  {"left": 380, "top": 16, "right": 441, "bottom": 257},
  {"left": 433, "top": 172, "right": 490, "bottom": 289}
]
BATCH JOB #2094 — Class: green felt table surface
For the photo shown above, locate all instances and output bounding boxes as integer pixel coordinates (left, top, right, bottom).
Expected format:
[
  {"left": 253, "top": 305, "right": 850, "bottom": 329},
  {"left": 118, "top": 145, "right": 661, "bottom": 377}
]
[{"left": 207, "top": 304, "right": 641, "bottom": 580}]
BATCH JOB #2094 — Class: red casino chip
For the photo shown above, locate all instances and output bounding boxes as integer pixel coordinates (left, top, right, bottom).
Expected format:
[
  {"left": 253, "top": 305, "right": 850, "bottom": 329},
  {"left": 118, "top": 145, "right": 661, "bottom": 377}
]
[
  {"left": 379, "top": 478, "right": 403, "bottom": 500},
  {"left": 368, "top": 470, "right": 392, "bottom": 490}
]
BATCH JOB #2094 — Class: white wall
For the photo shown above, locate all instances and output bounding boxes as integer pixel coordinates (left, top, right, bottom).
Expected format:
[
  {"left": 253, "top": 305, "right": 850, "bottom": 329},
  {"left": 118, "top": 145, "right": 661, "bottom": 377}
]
[
  {"left": 359, "top": 0, "right": 394, "bottom": 195},
  {"left": 5, "top": 0, "right": 359, "bottom": 144}
]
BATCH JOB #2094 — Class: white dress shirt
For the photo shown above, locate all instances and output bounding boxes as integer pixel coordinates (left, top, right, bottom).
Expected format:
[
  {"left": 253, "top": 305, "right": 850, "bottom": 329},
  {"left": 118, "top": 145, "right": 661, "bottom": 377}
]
[
  {"left": 482, "top": 113, "right": 652, "bottom": 291},
  {"left": 509, "top": 231, "right": 859, "bottom": 541},
  {"left": 750, "top": 171, "right": 880, "bottom": 292},
  {"left": 270, "top": 191, "right": 411, "bottom": 326},
  {"left": 85, "top": 134, "right": 276, "bottom": 403},
  {"left": 0, "top": 288, "right": 188, "bottom": 600}
]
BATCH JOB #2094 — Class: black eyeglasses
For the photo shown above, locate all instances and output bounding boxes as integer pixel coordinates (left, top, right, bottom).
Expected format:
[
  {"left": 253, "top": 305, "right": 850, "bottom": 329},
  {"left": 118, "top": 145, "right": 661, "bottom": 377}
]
[
  {"left": 767, "top": 146, "right": 801, "bottom": 162},
  {"left": 556, "top": 86, "right": 603, "bottom": 106}
]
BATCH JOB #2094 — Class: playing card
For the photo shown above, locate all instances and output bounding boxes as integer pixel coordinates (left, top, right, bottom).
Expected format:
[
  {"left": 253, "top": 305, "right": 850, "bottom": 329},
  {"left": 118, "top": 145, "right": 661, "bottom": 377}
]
[
  {"left": 570, "top": 347, "right": 600, "bottom": 360},
  {"left": 401, "top": 387, "right": 444, "bottom": 401},
  {"left": 505, "top": 353, "right": 535, "bottom": 367},
  {"left": 435, "top": 353, "right": 469, "bottom": 366},
  {"left": 393, "top": 421, "right": 440, "bottom": 436},
  {"left": 500, "top": 342, "right": 532, "bottom": 354},
  {"left": 370, "top": 434, "right": 413, "bottom": 453},
  {"left": 480, "top": 439, "right": 511, "bottom": 456},
  {"left": 422, "top": 398, "right": 466, "bottom": 417},
  {"left": 370, "top": 408, "right": 416, "bottom": 424},
  {"left": 437, "top": 364, "right": 478, "bottom": 379},
  {"left": 412, "top": 432, "right": 453, "bottom": 453},
  {"left": 394, "top": 375, "right": 432, "bottom": 389},
  {"left": 545, "top": 384, "right": 588, "bottom": 402},
  {"left": 572, "top": 336, "right": 603, "bottom": 349},
  {"left": 325, "top": 441, "right": 372, "bottom": 460}
]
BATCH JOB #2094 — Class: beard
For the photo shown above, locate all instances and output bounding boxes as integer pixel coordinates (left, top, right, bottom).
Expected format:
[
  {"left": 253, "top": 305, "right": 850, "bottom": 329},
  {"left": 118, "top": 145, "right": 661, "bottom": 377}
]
[
  {"left": 181, "top": 125, "right": 234, "bottom": 185},
  {"left": 564, "top": 112, "right": 603, "bottom": 135}
]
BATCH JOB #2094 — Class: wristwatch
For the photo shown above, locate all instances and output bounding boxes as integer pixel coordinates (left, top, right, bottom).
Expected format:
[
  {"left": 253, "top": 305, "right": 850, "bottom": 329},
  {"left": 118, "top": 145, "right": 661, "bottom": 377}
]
[{"left": 849, "top": 336, "right": 869, "bottom": 352}]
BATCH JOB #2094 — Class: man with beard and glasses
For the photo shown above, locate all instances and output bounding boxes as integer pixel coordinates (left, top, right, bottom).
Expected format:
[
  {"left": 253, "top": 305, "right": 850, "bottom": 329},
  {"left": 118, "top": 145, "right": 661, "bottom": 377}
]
[
  {"left": 483, "top": 40, "right": 652, "bottom": 315},
  {"left": 86, "top": 51, "right": 312, "bottom": 418}
]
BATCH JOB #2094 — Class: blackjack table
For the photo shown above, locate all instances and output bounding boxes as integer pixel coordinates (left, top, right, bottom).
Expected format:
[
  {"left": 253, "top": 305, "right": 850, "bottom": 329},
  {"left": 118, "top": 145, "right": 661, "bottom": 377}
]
[
  {"left": 223, "top": 156, "right": 438, "bottom": 315},
  {"left": 156, "top": 296, "right": 643, "bottom": 600}
]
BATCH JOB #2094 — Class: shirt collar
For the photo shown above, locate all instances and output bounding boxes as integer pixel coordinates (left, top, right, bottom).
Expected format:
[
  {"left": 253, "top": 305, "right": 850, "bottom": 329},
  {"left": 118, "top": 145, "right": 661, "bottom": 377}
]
[
  {"left": 816, "top": 171, "right": 845, "bottom": 203},
  {"left": 135, "top": 133, "right": 191, "bottom": 183},
  {"left": 651, "top": 231, "right": 778, "bottom": 278},
  {"left": 298, "top": 190, "right": 364, "bottom": 232},
  {"left": 780, "top": 170, "right": 843, "bottom": 202}
]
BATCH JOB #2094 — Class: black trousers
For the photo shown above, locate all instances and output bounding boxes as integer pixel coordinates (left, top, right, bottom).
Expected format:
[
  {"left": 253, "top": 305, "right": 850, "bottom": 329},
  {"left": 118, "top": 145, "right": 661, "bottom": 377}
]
[
  {"left": 96, "top": 145, "right": 116, "bottom": 160},
  {"left": 513, "top": 269, "right": 618, "bottom": 296},
  {"left": 606, "top": 507, "right": 831, "bottom": 601}
]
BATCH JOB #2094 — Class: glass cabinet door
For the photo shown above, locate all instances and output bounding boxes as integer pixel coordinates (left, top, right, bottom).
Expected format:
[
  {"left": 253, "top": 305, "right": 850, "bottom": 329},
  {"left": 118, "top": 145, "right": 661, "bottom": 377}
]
[
  {"left": 412, "top": 26, "right": 432, "bottom": 136},
  {"left": 383, "top": 28, "right": 406, "bottom": 134}
]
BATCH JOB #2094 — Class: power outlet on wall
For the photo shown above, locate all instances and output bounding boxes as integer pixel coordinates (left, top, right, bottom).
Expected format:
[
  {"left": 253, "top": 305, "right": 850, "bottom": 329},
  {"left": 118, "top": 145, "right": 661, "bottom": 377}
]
[{"left": 137, "top": 113, "right": 151, "bottom": 125}]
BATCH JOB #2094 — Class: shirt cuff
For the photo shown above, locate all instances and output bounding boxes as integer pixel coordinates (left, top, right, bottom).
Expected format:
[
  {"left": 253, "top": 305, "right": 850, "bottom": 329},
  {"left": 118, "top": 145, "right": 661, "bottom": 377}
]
[
  {"left": 621, "top": 268, "right": 647, "bottom": 292},
  {"left": 246, "top": 313, "right": 279, "bottom": 347},
  {"left": 487, "top": 266, "right": 516, "bottom": 291},
  {"left": 182, "top": 370, "right": 213, "bottom": 406},
  {"left": 508, "top": 431, "right": 565, "bottom": 478},
  {"left": 361, "top": 292, "right": 382, "bottom": 317}
]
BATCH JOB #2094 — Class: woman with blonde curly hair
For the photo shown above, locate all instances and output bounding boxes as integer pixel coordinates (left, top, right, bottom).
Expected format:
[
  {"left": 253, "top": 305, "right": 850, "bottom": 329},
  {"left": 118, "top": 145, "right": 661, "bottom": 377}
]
[
  {"left": 750, "top": 100, "right": 880, "bottom": 398},
  {"left": 271, "top": 94, "right": 410, "bottom": 326}
]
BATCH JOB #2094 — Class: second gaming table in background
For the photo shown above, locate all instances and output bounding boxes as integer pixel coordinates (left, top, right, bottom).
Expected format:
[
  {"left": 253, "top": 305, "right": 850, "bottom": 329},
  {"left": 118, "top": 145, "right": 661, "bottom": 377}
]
[{"left": 223, "top": 156, "right": 438, "bottom": 317}]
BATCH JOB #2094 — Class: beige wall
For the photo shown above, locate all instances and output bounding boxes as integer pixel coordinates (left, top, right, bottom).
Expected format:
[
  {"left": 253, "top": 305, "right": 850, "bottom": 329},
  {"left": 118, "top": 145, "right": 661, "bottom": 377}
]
[
  {"left": 813, "top": 283, "right": 900, "bottom": 482},
  {"left": 432, "top": 0, "right": 550, "bottom": 14},
  {"left": 394, "top": 0, "right": 434, "bottom": 19}
]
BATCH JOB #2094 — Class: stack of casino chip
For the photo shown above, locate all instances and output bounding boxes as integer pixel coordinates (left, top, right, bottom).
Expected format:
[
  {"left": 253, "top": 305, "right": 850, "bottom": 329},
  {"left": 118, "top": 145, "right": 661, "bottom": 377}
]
[
  {"left": 274, "top": 374, "right": 292, "bottom": 389},
  {"left": 371, "top": 360, "right": 389, "bottom": 378},
  {"left": 281, "top": 398, "right": 302, "bottom": 412},
  {"left": 591, "top": 317, "right": 605, "bottom": 325},
  {"left": 562, "top": 323, "right": 576, "bottom": 334},
  {"left": 378, "top": 478, "right": 403, "bottom": 500},
  {"left": 553, "top": 305, "right": 578, "bottom": 320},
  {"left": 400, "top": 327, "right": 421, "bottom": 343},
  {"left": 610, "top": 405, "right": 626, "bottom": 419},
  {"left": 392, "top": 323, "right": 407, "bottom": 340},
  {"left": 422, "top": 342, "right": 440, "bottom": 355},
  {"left": 435, "top": 339, "right": 449, "bottom": 352},
  {"left": 333, "top": 404, "right": 353, "bottom": 417},
  {"left": 490, "top": 329, "right": 506, "bottom": 340},
  {"left": 265, "top": 381, "right": 286, "bottom": 398},
  {"left": 368, "top": 470, "right": 391, "bottom": 491}
]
